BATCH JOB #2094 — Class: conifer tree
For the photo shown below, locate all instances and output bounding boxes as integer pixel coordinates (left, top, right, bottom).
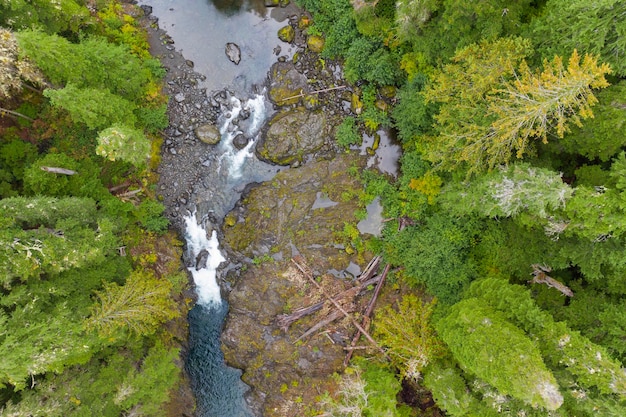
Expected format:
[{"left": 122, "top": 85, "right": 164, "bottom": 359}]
[
  {"left": 86, "top": 271, "right": 179, "bottom": 337},
  {"left": 424, "top": 43, "right": 611, "bottom": 174}
]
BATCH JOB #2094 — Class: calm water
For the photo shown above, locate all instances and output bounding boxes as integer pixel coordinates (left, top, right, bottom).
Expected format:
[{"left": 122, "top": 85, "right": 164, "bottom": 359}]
[{"left": 142, "top": 0, "right": 295, "bottom": 93}]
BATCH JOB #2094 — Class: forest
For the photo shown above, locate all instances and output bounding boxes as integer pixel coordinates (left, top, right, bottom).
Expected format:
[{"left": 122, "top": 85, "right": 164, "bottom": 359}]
[
  {"left": 0, "top": 1, "right": 188, "bottom": 415},
  {"left": 1, "top": 0, "right": 625, "bottom": 416},
  {"left": 293, "top": 0, "right": 626, "bottom": 416}
]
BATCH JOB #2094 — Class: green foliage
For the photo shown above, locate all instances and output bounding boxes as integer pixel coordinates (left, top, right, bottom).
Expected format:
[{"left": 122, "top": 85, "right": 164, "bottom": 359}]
[
  {"left": 86, "top": 270, "right": 179, "bottom": 337},
  {"left": 441, "top": 163, "right": 573, "bottom": 220},
  {"left": 383, "top": 213, "right": 482, "bottom": 304},
  {"left": 135, "top": 199, "right": 170, "bottom": 233},
  {"left": 44, "top": 84, "right": 137, "bottom": 130},
  {"left": 323, "top": 361, "right": 408, "bottom": 417},
  {"left": 392, "top": 74, "right": 433, "bottom": 143},
  {"left": 373, "top": 295, "right": 444, "bottom": 380},
  {"left": 424, "top": 38, "right": 611, "bottom": 174},
  {"left": 558, "top": 80, "right": 626, "bottom": 162},
  {"left": 466, "top": 278, "right": 626, "bottom": 396},
  {"left": 1, "top": 340, "right": 179, "bottom": 417},
  {"left": 437, "top": 298, "right": 563, "bottom": 410},
  {"left": 335, "top": 116, "right": 361, "bottom": 149},
  {"left": 0, "top": 138, "right": 38, "bottom": 197},
  {"left": 344, "top": 37, "right": 402, "bottom": 86},
  {"left": 529, "top": 0, "right": 626, "bottom": 76},
  {"left": 136, "top": 103, "right": 169, "bottom": 133},
  {"left": 0, "top": 196, "right": 118, "bottom": 285},
  {"left": 401, "top": 0, "right": 537, "bottom": 64},
  {"left": 96, "top": 124, "right": 151, "bottom": 167},
  {"left": 16, "top": 30, "right": 152, "bottom": 101},
  {"left": 22, "top": 153, "right": 110, "bottom": 200},
  {"left": 0, "top": 0, "right": 92, "bottom": 34}
]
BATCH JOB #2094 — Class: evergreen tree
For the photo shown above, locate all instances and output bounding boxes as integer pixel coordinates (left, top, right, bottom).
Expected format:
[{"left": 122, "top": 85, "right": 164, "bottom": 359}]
[
  {"left": 86, "top": 270, "right": 179, "bottom": 337},
  {"left": 437, "top": 298, "right": 563, "bottom": 410},
  {"left": 424, "top": 45, "right": 611, "bottom": 174},
  {"left": 529, "top": 0, "right": 626, "bottom": 77}
]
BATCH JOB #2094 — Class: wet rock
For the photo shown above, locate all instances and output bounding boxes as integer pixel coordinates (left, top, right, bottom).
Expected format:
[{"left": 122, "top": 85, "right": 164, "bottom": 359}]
[
  {"left": 277, "top": 25, "right": 295, "bottom": 43},
  {"left": 225, "top": 42, "right": 241, "bottom": 65},
  {"left": 140, "top": 4, "right": 152, "bottom": 15},
  {"left": 195, "top": 249, "right": 209, "bottom": 271},
  {"left": 256, "top": 107, "right": 328, "bottom": 165},
  {"left": 185, "top": 59, "right": 194, "bottom": 68},
  {"left": 222, "top": 154, "right": 369, "bottom": 416},
  {"left": 306, "top": 35, "right": 325, "bottom": 53},
  {"left": 268, "top": 61, "right": 308, "bottom": 106},
  {"left": 194, "top": 124, "right": 221, "bottom": 145},
  {"left": 232, "top": 134, "right": 249, "bottom": 150}
]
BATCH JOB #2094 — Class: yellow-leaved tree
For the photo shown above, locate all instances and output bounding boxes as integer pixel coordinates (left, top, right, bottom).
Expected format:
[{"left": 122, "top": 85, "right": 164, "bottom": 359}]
[
  {"left": 424, "top": 38, "right": 612, "bottom": 175},
  {"left": 86, "top": 271, "right": 179, "bottom": 337}
]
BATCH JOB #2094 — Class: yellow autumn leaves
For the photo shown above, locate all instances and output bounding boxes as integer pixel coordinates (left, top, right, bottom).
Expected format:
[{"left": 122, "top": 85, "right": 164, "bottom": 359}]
[{"left": 423, "top": 38, "right": 612, "bottom": 175}]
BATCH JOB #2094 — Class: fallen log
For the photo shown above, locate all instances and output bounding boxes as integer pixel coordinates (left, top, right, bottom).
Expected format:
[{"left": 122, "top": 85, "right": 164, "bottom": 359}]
[
  {"left": 344, "top": 263, "right": 391, "bottom": 366},
  {"left": 278, "top": 85, "right": 346, "bottom": 103},
  {"left": 294, "top": 310, "right": 344, "bottom": 343},
  {"left": 276, "top": 273, "right": 383, "bottom": 331},
  {"left": 40, "top": 166, "right": 76, "bottom": 175},
  {"left": 291, "top": 256, "right": 387, "bottom": 358}
]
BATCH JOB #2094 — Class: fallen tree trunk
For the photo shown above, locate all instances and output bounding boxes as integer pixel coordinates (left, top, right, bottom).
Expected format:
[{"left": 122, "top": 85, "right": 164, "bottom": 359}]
[
  {"left": 291, "top": 256, "right": 387, "bottom": 358},
  {"left": 276, "top": 273, "right": 383, "bottom": 331},
  {"left": 40, "top": 166, "right": 77, "bottom": 175},
  {"left": 344, "top": 263, "right": 391, "bottom": 366}
]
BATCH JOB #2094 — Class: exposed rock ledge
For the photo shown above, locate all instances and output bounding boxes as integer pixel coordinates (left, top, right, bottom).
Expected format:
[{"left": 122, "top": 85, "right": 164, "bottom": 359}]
[{"left": 221, "top": 153, "right": 372, "bottom": 416}]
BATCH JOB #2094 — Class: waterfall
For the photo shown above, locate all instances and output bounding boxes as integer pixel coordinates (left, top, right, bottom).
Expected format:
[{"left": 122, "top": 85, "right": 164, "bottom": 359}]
[
  {"left": 183, "top": 214, "right": 225, "bottom": 306},
  {"left": 183, "top": 91, "right": 277, "bottom": 417}
]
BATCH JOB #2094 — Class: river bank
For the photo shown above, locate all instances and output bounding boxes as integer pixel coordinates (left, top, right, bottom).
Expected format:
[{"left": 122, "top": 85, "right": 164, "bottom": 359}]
[{"left": 142, "top": 2, "right": 400, "bottom": 415}]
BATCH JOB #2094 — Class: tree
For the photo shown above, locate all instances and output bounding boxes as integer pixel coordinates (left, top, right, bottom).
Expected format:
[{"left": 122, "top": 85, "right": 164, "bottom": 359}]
[
  {"left": 0, "top": 0, "right": 91, "bottom": 34},
  {"left": 43, "top": 84, "right": 137, "bottom": 130},
  {"left": 0, "top": 196, "right": 118, "bottom": 285},
  {"left": 0, "top": 28, "right": 44, "bottom": 99},
  {"left": 437, "top": 298, "right": 564, "bottom": 410},
  {"left": 441, "top": 163, "right": 573, "bottom": 220},
  {"left": 466, "top": 278, "right": 626, "bottom": 397},
  {"left": 373, "top": 295, "right": 444, "bottom": 381},
  {"left": 96, "top": 124, "right": 151, "bottom": 167},
  {"left": 85, "top": 271, "right": 179, "bottom": 337},
  {"left": 424, "top": 41, "right": 611, "bottom": 174},
  {"left": 529, "top": 0, "right": 626, "bottom": 77}
]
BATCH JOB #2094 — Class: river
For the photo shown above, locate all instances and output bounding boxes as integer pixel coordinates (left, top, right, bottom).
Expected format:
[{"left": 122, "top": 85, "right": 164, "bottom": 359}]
[{"left": 140, "top": 1, "right": 296, "bottom": 415}]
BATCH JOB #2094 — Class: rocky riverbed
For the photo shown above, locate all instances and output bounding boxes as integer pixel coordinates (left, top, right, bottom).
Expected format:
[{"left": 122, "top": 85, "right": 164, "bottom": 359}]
[{"left": 142, "top": 3, "right": 398, "bottom": 416}]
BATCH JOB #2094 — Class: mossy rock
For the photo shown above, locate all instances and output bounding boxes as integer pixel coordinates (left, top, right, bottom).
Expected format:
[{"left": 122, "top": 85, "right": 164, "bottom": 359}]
[
  {"left": 268, "top": 62, "right": 308, "bottom": 106},
  {"left": 277, "top": 25, "right": 295, "bottom": 43},
  {"left": 306, "top": 35, "right": 325, "bottom": 53},
  {"left": 256, "top": 108, "right": 328, "bottom": 165},
  {"left": 298, "top": 15, "right": 312, "bottom": 29},
  {"left": 379, "top": 85, "right": 397, "bottom": 99},
  {"left": 351, "top": 92, "right": 363, "bottom": 115}
]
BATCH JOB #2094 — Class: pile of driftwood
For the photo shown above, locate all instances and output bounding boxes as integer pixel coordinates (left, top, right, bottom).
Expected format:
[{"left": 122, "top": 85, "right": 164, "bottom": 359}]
[{"left": 276, "top": 254, "right": 391, "bottom": 366}]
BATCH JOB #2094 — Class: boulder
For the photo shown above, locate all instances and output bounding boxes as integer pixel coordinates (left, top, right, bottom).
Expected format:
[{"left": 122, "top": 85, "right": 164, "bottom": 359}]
[
  {"left": 256, "top": 108, "right": 328, "bottom": 165},
  {"left": 268, "top": 61, "right": 308, "bottom": 106},
  {"left": 306, "top": 35, "right": 325, "bottom": 53},
  {"left": 232, "top": 134, "right": 249, "bottom": 150},
  {"left": 225, "top": 42, "right": 241, "bottom": 65},
  {"left": 194, "top": 124, "right": 221, "bottom": 145},
  {"left": 277, "top": 25, "right": 295, "bottom": 43}
]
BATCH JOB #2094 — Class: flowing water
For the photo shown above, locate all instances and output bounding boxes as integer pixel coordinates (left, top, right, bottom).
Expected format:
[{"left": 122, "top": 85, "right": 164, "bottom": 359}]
[
  {"left": 142, "top": 1, "right": 399, "bottom": 414},
  {"left": 140, "top": 1, "right": 295, "bottom": 415}
]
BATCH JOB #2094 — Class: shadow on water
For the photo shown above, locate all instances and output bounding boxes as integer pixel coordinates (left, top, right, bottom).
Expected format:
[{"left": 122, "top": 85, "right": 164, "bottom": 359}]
[{"left": 210, "top": 0, "right": 268, "bottom": 17}]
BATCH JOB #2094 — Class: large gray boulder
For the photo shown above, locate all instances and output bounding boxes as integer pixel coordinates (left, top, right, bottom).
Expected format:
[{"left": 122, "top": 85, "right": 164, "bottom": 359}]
[
  {"left": 194, "top": 123, "right": 221, "bottom": 145},
  {"left": 256, "top": 108, "right": 328, "bottom": 165},
  {"left": 267, "top": 62, "right": 308, "bottom": 106}
]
